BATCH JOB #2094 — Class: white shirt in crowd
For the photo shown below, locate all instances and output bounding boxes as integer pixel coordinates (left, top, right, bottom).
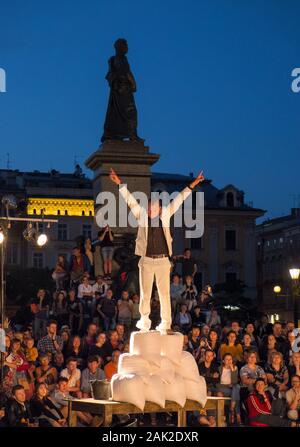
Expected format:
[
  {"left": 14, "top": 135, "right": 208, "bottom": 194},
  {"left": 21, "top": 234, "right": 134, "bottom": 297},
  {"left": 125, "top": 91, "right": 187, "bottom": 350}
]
[
  {"left": 220, "top": 368, "right": 232, "bottom": 385},
  {"left": 60, "top": 368, "right": 81, "bottom": 387},
  {"left": 77, "top": 283, "right": 93, "bottom": 299},
  {"left": 92, "top": 281, "right": 109, "bottom": 297}
]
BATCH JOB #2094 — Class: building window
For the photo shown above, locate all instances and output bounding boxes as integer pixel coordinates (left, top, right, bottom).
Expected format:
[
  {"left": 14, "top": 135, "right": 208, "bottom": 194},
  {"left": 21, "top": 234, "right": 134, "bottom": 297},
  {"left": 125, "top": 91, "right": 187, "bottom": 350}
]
[
  {"left": 58, "top": 223, "right": 68, "bottom": 241},
  {"left": 65, "top": 210, "right": 68, "bottom": 216},
  {"left": 83, "top": 224, "right": 92, "bottom": 239},
  {"left": 225, "top": 230, "right": 236, "bottom": 250},
  {"left": 226, "top": 192, "right": 234, "bottom": 207},
  {"left": 7, "top": 243, "right": 18, "bottom": 265},
  {"left": 89, "top": 211, "right": 93, "bottom": 216},
  {"left": 191, "top": 237, "right": 202, "bottom": 250},
  {"left": 33, "top": 252, "right": 44, "bottom": 269},
  {"left": 57, "top": 210, "right": 61, "bottom": 215},
  {"left": 82, "top": 210, "right": 85, "bottom": 216}
]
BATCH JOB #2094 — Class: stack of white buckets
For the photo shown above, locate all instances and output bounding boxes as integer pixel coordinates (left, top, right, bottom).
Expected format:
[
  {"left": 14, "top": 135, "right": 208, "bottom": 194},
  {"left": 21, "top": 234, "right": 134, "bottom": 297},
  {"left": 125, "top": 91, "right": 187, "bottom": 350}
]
[{"left": 111, "top": 331, "right": 207, "bottom": 411}]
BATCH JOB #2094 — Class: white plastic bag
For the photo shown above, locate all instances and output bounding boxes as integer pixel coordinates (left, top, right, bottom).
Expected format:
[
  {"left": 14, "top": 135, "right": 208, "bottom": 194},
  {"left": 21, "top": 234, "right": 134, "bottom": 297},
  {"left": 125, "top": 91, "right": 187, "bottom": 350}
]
[
  {"left": 184, "top": 375, "right": 207, "bottom": 407},
  {"left": 144, "top": 374, "right": 166, "bottom": 408},
  {"left": 175, "top": 351, "right": 201, "bottom": 383},
  {"left": 130, "top": 331, "right": 161, "bottom": 367},
  {"left": 149, "top": 355, "right": 176, "bottom": 384},
  {"left": 161, "top": 332, "right": 184, "bottom": 366},
  {"left": 111, "top": 373, "right": 145, "bottom": 411},
  {"left": 118, "top": 353, "right": 151, "bottom": 384},
  {"left": 164, "top": 374, "right": 186, "bottom": 407}
]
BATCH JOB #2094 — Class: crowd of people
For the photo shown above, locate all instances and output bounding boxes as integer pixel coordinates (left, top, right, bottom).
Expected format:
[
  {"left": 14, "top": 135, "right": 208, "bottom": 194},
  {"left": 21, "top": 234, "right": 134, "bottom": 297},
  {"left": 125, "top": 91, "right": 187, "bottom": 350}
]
[{"left": 1, "top": 243, "right": 300, "bottom": 428}]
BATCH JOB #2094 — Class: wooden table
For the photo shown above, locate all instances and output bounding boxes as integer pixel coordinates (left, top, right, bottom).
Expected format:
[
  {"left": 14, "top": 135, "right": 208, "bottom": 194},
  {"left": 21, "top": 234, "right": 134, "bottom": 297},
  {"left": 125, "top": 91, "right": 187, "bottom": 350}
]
[{"left": 66, "top": 396, "right": 230, "bottom": 427}]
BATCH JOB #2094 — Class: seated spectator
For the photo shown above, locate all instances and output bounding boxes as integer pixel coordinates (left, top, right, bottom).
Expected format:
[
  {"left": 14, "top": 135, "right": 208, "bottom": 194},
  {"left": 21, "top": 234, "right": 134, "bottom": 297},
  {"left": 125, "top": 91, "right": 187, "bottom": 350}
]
[
  {"left": 6, "top": 338, "right": 32, "bottom": 399},
  {"left": 66, "top": 289, "right": 83, "bottom": 335},
  {"left": 37, "top": 320, "right": 63, "bottom": 356},
  {"left": 240, "top": 350, "right": 266, "bottom": 392},
  {"left": 187, "top": 325, "right": 201, "bottom": 356},
  {"left": 69, "top": 246, "right": 91, "bottom": 288},
  {"left": 25, "top": 337, "right": 38, "bottom": 364},
  {"left": 116, "top": 323, "right": 127, "bottom": 346},
  {"left": 30, "top": 382, "right": 66, "bottom": 427},
  {"left": 287, "top": 329, "right": 300, "bottom": 358},
  {"left": 170, "top": 274, "right": 185, "bottom": 314},
  {"left": 220, "top": 331, "right": 243, "bottom": 364},
  {"left": 288, "top": 352, "right": 300, "bottom": 386},
  {"left": 52, "top": 255, "right": 69, "bottom": 291},
  {"left": 201, "top": 324, "right": 211, "bottom": 341},
  {"left": 246, "top": 378, "right": 292, "bottom": 427},
  {"left": 33, "top": 289, "right": 52, "bottom": 341},
  {"left": 82, "top": 323, "right": 98, "bottom": 350},
  {"left": 244, "top": 322, "right": 260, "bottom": 347},
  {"left": 89, "top": 332, "right": 109, "bottom": 363},
  {"left": 206, "top": 329, "right": 220, "bottom": 357},
  {"left": 53, "top": 351, "right": 65, "bottom": 374},
  {"left": 260, "top": 334, "right": 278, "bottom": 365},
  {"left": 241, "top": 333, "right": 258, "bottom": 359},
  {"left": 78, "top": 276, "right": 94, "bottom": 329},
  {"left": 104, "top": 350, "right": 120, "bottom": 381},
  {"left": 117, "top": 290, "right": 133, "bottom": 329},
  {"left": 270, "top": 322, "right": 290, "bottom": 365},
  {"left": 59, "top": 327, "right": 71, "bottom": 357},
  {"left": 60, "top": 357, "right": 81, "bottom": 398},
  {"left": 51, "top": 291, "right": 68, "bottom": 329},
  {"left": 206, "top": 309, "right": 221, "bottom": 328},
  {"left": 181, "top": 275, "right": 198, "bottom": 311},
  {"left": 92, "top": 275, "right": 109, "bottom": 298},
  {"left": 175, "top": 304, "right": 192, "bottom": 334},
  {"left": 105, "top": 330, "right": 120, "bottom": 360},
  {"left": 216, "top": 353, "right": 241, "bottom": 424},
  {"left": 81, "top": 356, "right": 106, "bottom": 397},
  {"left": 230, "top": 321, "right": 243, "bottom": 342},
  {"left": 286, "top": 375, "right": 300, "bottom": 421},
  {"left": 5, "top": 385, "right": 34, "bottom": 427},
  {"left": 191, "top": 306, "right": 206, "bottom": 326},
  {"left": 265, "top": 351, "right": 289, "bottom": 398},
  {"left": 35, "top": 353, "right": 58, "bottom": 392},
  {"left": 198, "top": 349, "right": 219, "bottom": 396},
  {"left": 65, "top": 335, "right": 88, "bottom": 371},
  {"left": 96, "top": 289, "right": 117, "bottom": 331}
]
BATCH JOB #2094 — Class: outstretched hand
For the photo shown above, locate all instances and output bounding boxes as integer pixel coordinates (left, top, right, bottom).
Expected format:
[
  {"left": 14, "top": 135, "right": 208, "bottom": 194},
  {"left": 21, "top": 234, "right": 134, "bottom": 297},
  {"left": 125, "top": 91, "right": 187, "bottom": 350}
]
[
  {"left": 189, "top": 170, "right": 205, "bottom": 189},
  {"left": 109, "top": 168, "right": 121, "bottom": 185}
]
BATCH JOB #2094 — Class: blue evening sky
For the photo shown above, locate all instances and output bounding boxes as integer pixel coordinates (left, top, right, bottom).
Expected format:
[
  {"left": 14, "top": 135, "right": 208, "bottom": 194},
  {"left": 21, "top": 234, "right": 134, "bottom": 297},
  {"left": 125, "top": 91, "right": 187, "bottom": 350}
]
[{"left": 0, "top": 0, "right": 300, "bottom": 219}]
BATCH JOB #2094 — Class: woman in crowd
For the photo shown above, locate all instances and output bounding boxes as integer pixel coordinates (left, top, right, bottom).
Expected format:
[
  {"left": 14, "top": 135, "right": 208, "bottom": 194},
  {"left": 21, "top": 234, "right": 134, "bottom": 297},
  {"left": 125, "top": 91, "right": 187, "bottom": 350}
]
[
  {"left": 260, "top": 334, "right": 278, "bottom": 365},
  {"left": 98, "top": 225, "right": 114, "bottom": 279},
  {"left": 206, "top": 329, "right": 220, "bottom": 357},
  {"left": 216, "top": 353, "right": 241, "bottom": 425},
  {"left": 247, "top": 378, "right": 293, "bottom": 427},
  {"left": 30, "top": 382, "right": 66, "bottom": 427},
  {"left": 175, "top": 303, "right": 192, "bottom": 335},
  {"left": 240, "top": 350, "right": 266, "bottom": 392},
  {"left": 35, "top": 353, "right": 58, "bottom": 393},
  {"left": 6, "top": 338, "right": 33, "bottom": 399},
  {"left": 265, "top": 351, "right": 289, "bottom": 398},
  {"left": 181, "top": 275, "right": 198, "bottom": 311},
  {"left": 219, "top": 330, "right": 243, "bottom": 365},
  {"left": 52, "top": 255, "right": 69, "bottom": 291}
]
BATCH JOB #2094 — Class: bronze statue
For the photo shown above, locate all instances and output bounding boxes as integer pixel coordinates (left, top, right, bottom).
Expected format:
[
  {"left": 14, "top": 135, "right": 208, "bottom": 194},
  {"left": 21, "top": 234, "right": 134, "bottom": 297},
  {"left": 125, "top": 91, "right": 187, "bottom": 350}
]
[{"left": 101, "top": 39, "right": 142, "bottom": 142}]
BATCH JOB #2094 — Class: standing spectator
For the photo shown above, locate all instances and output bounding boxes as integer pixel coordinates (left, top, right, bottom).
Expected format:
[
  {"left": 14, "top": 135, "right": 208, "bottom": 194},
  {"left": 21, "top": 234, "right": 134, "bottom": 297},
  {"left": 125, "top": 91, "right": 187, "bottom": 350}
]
[
  {"left": 60, "top": 358, "right": 81, "bottom": 397},
  {"left": 30, "top": 382, "right": 66, "bottom": 427},
  {"left": 67, "top": 289, "right": 83, "bottom": 335},
  {"left": 97, "top": 225, "right": 114, "bottom": 279},
  {"left": 104, "top": 350, "right": 120, "bottom": 381},
  {"left": 216, "top": 353, "right": 241, "bottom": 424},
  {"left": 117, "top": 290, "right": 133, "bottom": 329},
  {"left": 173, "top": 248, "right": 197, "bottom": 278},
  {"left": 69, "top": 247, "right": 91, "bottom": 289},
  {"left": 96, "top": 289, "right": 117, "bottom": 331},
  {"left": 52, "top": 255, "right": 69, "bottom": 291},
  {"left": 35, "top": 353, "right": 58, "bottom": 392},
  {"left": 220, "top": 331, "right": 243, "bottom": 364},
  {"left": 37, "top": 321, "right": 63, "bottom": 356},
  {"left": 34, "top": 289, "right": 52, "bottom": 340},
  {"left": 286, "top": 375, "right": 300, "bottom": 421},
  {"left": 198, "top": 285, "right": 213, "bottom": 323},
  {"left": 265, "top": 351, "right": 289, "bottom": 398},
  {"left": 246, "top": 378, "right": 292, "bottom": 427},
  {"left": 5, "top": 385, "right": 34, "bottom": 427},
  {"left": 240, "top": 350, "right": 266, "bottom": 392},
  {"left": 81, "top": 356, "right": 106, "bottom": 397},
  {"left": 198, "top": 349, "right": 219, "bottom": 396}
]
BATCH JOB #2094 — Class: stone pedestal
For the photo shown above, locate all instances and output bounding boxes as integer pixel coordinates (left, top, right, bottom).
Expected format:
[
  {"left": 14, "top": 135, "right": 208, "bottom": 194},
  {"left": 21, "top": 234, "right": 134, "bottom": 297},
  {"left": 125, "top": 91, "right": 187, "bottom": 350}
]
[{"left": 86, "top": 139, "right": 159, "bottom": 233}]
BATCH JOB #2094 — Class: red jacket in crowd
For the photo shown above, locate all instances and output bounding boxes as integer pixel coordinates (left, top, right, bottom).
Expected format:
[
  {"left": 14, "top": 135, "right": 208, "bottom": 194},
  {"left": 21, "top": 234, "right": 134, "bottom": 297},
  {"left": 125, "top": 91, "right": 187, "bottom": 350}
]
[{"left": 246, "top": 391, "right": 272, "bottom": 427}]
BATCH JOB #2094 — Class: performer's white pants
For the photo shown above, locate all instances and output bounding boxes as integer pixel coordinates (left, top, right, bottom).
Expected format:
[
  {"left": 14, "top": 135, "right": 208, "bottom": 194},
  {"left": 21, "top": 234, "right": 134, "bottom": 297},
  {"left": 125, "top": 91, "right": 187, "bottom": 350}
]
[{"left": 136, "top": 256, "right": 172, "bottom": 331}]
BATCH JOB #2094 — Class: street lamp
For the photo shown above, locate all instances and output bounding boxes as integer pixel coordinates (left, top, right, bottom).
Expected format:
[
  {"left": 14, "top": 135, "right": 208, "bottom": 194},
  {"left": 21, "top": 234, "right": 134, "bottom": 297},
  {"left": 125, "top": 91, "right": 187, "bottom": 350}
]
[
  {"left": 274, "top": 285, "right": 281, "bottom": 294},
  {"left": 289, "top": 267, "right": 300, "bottom": 328},
  {"left": 0, "top": 228, "right": 4, "bottom": 244}
]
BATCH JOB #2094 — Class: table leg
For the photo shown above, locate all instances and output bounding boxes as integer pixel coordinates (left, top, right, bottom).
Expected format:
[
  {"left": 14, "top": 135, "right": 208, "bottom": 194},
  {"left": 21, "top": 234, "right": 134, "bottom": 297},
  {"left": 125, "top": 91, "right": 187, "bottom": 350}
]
[
  {"left": 103, "top": 406, "right": 113, "bottom": 427},
  {"left": 68, "top": 400, "right": 72, "bottom": 427},
  {"left": 179, "top": 409, "right": 186, "bottom": 427},
  {"left": 217, "top": 399, "right": 225, "bottom": 427}
]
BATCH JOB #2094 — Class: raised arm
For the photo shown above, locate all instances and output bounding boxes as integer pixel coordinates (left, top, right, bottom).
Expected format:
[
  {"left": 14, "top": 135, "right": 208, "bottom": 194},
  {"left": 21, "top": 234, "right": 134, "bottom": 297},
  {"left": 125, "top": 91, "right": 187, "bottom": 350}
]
[
  {"left": 166, "top": 170, "right": 205, "bottom": 217},
  {"left": 109, "top": 168, "right": 142, "bottom": 220}
]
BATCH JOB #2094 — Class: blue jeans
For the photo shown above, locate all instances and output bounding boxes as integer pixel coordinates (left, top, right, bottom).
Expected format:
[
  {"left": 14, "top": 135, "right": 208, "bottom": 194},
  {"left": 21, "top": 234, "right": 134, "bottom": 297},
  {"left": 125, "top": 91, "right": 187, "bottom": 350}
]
[{"left": 216, "top": 384, "right": 241, "bottom": 414}]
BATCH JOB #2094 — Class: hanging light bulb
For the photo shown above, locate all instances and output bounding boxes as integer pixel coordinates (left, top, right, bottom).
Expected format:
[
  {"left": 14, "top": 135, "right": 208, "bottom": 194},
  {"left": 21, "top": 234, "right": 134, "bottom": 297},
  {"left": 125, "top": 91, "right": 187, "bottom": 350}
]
[{"left": 37, "top": 233, "right": 48, "bottom": 247}]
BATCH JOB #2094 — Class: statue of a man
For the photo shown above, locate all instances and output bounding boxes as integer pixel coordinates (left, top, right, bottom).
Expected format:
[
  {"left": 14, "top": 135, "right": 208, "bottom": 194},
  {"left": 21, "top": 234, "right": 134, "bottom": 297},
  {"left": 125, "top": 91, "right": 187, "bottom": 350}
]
[{"left": 101, "top": 39, "right": 142, "bottom": 142}]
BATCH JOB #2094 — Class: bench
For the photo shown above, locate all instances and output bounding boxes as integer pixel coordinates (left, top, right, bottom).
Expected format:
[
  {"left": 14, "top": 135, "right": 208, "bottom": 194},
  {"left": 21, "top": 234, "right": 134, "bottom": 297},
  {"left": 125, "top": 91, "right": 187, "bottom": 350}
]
[{"left": 66, "top": 396, "right": 230, "bottom": 427}]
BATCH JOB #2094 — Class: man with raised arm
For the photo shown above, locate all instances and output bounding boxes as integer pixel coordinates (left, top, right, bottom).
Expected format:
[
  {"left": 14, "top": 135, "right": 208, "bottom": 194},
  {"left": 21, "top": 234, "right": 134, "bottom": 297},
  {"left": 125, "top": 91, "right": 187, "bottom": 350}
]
[{"left": 109, "top": 168, "right": 205, "bottom": 334}]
